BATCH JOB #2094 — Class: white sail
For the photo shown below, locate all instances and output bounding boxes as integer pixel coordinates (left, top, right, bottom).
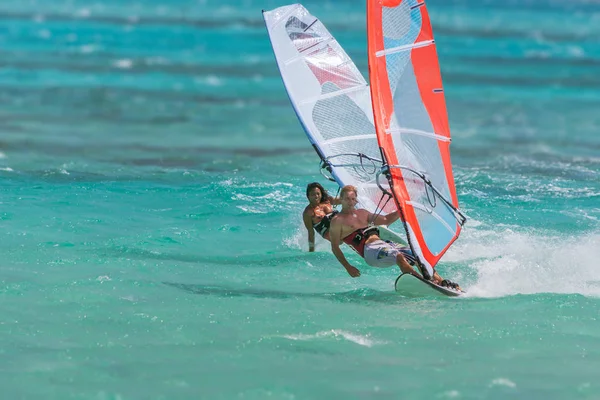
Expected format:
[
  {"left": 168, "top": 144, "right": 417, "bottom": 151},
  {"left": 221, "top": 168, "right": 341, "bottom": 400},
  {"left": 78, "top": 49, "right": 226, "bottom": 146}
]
[{"left": 263, "top": 4, "right": 396, "bottom": 216}]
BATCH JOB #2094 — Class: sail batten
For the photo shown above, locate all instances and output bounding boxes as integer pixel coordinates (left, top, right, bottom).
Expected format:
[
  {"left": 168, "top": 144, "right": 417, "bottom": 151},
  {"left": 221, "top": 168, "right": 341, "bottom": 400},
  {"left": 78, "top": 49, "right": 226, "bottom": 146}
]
[
  {"left": 375, "top": 40, "right": 434, "bottom": 57},
  {"left": 322, "top": 135, "right": 378, "bottom": 145},
  {"left": 299, "top": 85, "right": 369, "bottom": 105},
  {"left": 385, "top": 128, "right": 451, "bottom": 142}
]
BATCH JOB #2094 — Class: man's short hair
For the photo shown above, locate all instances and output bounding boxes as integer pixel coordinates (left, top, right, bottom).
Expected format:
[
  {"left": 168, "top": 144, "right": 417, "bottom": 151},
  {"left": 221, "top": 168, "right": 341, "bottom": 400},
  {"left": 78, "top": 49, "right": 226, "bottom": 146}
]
[{"left": 340, "top": 185, "right": 357, "bottom": 198}]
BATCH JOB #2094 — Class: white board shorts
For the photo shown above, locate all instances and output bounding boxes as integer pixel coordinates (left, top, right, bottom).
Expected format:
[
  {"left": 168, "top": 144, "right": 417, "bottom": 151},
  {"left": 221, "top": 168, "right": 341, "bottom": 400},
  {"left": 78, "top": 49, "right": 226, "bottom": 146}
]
[{"left": 364, "top": 239, "right": 415, "bottom": 268}]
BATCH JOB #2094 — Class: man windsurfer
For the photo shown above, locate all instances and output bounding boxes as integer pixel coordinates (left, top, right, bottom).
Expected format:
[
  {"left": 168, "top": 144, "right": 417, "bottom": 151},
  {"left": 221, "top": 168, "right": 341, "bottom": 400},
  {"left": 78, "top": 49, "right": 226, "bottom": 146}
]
[{"left": 329, "top": 185, "right": 459, "bottom": 289}]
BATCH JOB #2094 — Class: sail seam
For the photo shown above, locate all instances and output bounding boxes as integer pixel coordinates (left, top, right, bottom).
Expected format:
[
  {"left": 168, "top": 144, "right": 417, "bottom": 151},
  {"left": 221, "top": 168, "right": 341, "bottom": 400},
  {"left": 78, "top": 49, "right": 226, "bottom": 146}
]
[{"left": 299, "top": 84, "right": 368, "bottom": 105}]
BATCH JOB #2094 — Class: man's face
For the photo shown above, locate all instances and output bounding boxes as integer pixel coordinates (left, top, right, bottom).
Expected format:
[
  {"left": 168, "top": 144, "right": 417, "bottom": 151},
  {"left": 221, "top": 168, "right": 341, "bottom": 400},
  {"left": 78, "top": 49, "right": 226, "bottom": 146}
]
[{"left": 341, "top": 190, "right": 358, "bottom": 208}]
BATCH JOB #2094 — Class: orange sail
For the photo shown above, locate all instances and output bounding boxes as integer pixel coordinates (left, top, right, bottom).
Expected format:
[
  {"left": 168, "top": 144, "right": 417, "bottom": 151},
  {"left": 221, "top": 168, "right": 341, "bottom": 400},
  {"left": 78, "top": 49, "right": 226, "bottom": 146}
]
[{"left": 367, "top": 0, "right": 465, "bottom": 276}]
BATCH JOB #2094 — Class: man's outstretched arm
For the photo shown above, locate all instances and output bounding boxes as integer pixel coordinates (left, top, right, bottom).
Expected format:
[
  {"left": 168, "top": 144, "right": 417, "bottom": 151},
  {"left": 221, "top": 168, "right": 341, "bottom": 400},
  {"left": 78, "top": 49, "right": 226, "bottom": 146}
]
[
  {"left": 329, "top": 218, "right": 361, "bottom": 278},
  {"left": 371, "top": 209, "right": 401, "bottom": 226}
]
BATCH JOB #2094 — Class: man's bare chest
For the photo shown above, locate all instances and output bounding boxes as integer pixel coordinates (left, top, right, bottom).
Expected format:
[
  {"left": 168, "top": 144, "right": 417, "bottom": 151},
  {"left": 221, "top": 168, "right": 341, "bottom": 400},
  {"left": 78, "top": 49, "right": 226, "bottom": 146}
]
[{"left": 337, "top": 213, "right": 369, "bottom": 236}]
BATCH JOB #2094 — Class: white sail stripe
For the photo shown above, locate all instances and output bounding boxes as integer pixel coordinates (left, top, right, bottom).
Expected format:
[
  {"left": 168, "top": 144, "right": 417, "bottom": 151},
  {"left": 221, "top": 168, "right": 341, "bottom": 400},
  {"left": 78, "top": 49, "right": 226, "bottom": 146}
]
[
  {"left": 284, "top": 37, "right": 334, "bottom": 65},
  {"left": 405, "top": 201, "right": 456, "bottom": 236},
  {"left": 299, "top": 84, "right": 368, "bottom": 105},
  {"left": 322, "top": 134, "right": 377, "bottom": 145},
  {"left": 386, "top": 128, "right": 451, "bottom": 142},
  {"left": 375, "top": 40, "right": 434, "bottom": 57}
]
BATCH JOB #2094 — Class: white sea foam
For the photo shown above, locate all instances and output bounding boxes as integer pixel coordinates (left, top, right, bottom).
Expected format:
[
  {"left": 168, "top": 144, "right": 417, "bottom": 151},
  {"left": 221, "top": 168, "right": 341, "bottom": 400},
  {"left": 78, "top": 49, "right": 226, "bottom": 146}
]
[
  {"left": 38, "top": 29, "right": 52, "bottom": 39},
  {"left": 489, "top": 378, "right": 517, "bottom": 388},
  {"left": 75, "top": 8, "right": 91, "bottom": 18},
  {"left": 446, "top": 226, "right": 600, "bottom": 298},
  {"left": 80, "top": 44, "right": 96, "bottom": 54},
  {"left": 222, "top": 180, "right": 293, "bottom": 189},
  {"left": 525, "top": 50, "right": 551, "bottom": 59},
  {"left": 234, "top": 190, "right": 291, "bottom": 201},
  {"left": 215, "top": 6, "right": 237, "bottom": 16},
  {"left": 285, "top": 208, "right": 600, "bottom": 298},
  {"left": 283, "top": 228, "right": 303, "bottom": 251},
  {"left": 146, "top": 56, "right": 169, "bottom": 66},
  {"left": 285, "top": 223, "right": 331, "bottom": 253},
  {"left": 281, "top": 329, "right": 385, "bottom": 347},
  {"left": 207, "top": 75, "right": 222, "bottom": 86},
  {"left": 236, "top": 205, "right": 267, "bottom": 214},
  {"left": 567, "top": 45, "right": 585, "bottom": 58},
  {"left": 438, "top": 391, "right": 461, "bottom": 398},
  {"left": 243, "top": 55, "right": 261, "bottom": 64},
  {"left": 113, "top": 59, "right": 133, "bottom": 69}
]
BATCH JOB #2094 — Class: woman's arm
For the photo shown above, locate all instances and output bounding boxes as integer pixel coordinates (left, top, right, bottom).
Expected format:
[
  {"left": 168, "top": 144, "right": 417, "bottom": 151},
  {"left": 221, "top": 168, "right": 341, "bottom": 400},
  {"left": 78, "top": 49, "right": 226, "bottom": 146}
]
[
  {"left": 302, "top": 210, "right": 316, "bottom": 252},
  {"left": 329, "top": 196, "right": 342, "bottom": 206}
]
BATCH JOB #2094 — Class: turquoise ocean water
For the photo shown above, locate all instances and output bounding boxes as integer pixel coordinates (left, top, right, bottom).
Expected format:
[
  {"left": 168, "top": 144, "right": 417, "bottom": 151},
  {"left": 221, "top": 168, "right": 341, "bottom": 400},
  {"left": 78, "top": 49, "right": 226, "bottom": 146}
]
[{"left": 1, "top": 0, "right": 600, "bottom": 398}]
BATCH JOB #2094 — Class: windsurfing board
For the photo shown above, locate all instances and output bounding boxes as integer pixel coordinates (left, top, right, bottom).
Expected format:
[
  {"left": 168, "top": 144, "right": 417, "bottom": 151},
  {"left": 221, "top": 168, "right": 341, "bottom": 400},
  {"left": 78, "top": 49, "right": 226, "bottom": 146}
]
[{"left": 394, "top": 273, "right": 464, "bottom": 298}]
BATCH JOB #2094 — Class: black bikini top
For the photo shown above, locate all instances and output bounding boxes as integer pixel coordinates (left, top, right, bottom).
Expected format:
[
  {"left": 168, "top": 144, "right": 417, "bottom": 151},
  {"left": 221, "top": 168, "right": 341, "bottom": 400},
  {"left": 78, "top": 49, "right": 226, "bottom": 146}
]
[{"left": 313, "top": 210, "right": 339, "bottom": 237}]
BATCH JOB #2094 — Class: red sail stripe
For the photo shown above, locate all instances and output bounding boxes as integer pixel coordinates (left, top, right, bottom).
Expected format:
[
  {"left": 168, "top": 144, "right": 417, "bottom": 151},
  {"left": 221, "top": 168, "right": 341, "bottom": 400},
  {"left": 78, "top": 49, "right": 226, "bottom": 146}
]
[{"left": 367, "top": 0, "right": 461, "bottom": 268}]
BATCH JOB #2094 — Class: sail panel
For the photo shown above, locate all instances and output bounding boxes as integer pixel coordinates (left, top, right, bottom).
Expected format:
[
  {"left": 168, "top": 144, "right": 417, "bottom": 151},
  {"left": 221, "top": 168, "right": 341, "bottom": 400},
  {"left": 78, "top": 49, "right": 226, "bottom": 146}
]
[
  {"left": 264, "top": 4, "right": 397, "bottom": 215},
  {"left": 367, "top": 0, "right": 461, "bottom": 269}
]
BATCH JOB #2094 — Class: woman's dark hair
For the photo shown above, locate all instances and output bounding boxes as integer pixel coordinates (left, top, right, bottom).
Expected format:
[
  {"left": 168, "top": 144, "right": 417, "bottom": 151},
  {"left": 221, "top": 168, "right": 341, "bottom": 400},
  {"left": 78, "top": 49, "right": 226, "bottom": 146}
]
[{"left": 306, "top": 182, "right": 331, "bottom": 203}]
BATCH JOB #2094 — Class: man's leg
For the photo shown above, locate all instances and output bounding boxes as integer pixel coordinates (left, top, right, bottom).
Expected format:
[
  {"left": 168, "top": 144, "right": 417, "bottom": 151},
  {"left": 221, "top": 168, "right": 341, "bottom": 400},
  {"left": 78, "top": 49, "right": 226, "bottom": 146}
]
[
  {"left": 389, "top": 243, "right": 461, "bottom": 290},
  {"left": 395, "top": 253, "right": 418, "bottom": 275}
]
